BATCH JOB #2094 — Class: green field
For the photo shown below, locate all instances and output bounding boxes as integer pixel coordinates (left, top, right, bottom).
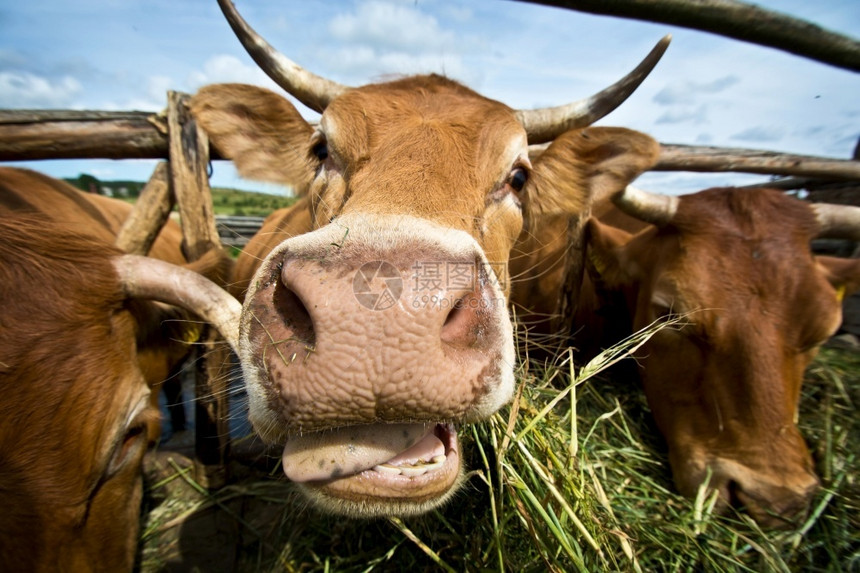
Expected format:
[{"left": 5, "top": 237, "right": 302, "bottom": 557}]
[
  {"left": 64, "top": 174, "right": 297, "bottom": 216},
  {"left": 208, "top": 186, "right": 297, "bottom": 216}
]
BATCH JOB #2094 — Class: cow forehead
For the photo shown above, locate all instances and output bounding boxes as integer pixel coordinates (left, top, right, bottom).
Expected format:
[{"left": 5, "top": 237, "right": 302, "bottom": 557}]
[
  {"left": 323, "top": 76, "right": 526, "bottom": 159},
  {"left": 330, "top": 75, "right": 515, "bottom": 119},
  {"left": 672, "top": 187, "right": 819, "bottom": 242},
  {"left": 639, "top": 192, "right": 840, "bottom": 343},
  {"left": 317, "top": 76, "right": 528, "bottom": 228},
  {"left": 649, "top": 228, "right": 819, "bottom": 311}
]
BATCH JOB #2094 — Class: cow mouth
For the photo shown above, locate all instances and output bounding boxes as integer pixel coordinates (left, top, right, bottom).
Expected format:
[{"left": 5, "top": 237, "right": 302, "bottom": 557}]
[{"left": 281, "top": 423, "right": 461, "bottom": 514}]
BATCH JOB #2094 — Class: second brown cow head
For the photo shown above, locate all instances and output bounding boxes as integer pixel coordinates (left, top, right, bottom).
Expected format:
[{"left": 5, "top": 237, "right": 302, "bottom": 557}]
[{"left": 586, "top": 185, "right": 860, "bottom": 527}]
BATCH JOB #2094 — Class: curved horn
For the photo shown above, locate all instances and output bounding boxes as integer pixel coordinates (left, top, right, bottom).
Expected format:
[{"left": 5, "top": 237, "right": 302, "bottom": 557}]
[
  {"left": 613, "top": 185, "right": 679, "bottom": 228},
  {"left": 812, "top": 203, "right": 860, "bottom": 241},
  {"left": 516, "top": 35, "right": 671, "bottom": 144},
  {"left": 217, "top": 0, "right": 348, "bottom": 112},
  {"left": 113, "top": 255, "right": 243, "bottom": 356}
]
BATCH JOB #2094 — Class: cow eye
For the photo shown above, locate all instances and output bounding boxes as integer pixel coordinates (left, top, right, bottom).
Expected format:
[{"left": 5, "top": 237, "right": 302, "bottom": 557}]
[
  {"left": 311, "top": 140, "right": 329, "bottom": 161},
  {"left": 106, "top": 424, "right": 148, "bottom": 478},
  {"left": 508, "top": 167, "right": 528, "bottom": 192}
]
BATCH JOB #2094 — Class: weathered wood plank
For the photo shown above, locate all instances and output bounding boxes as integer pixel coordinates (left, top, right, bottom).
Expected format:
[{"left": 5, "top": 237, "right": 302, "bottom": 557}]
[
  {"left": 653, "top": 144, "right": 860, "bottom": 179},
  {"left": 528, "top": 142, "right": 860, "bottom": 180},
  {"left": 519, "top": 0, "right": 860, "bottom": 72},
  {"left": 167, "top": 91, "right": 221, "bottom": 260},
  {"left": 0, "top": 109, "right": 169, "bottom": 160},
  {"left": 114, "top": 161, "right": 174, "bottom": 255},
  {"left": 166, "top": 91, "right": 231, "bottom": 475},
  {"left": 4, "top": 108, "right": 859, "bottom": 182}
]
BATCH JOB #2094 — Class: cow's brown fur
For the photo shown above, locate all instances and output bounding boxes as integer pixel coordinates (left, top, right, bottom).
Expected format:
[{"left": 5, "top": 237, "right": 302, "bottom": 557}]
[
  {"left": 508, "top": 128, "right": 659, "bottom": 345},
  {"left": 0, "top": 167, "right": 233, "bottom": 442},
  {"left": 0, "top": 168, "right": 234, "bottom": 569},
  {"left": 0, "top": 217, "right": 157, "bottom": 571},
  {"left": 583, "top": 187, "right": 860, "bottom": 527}
]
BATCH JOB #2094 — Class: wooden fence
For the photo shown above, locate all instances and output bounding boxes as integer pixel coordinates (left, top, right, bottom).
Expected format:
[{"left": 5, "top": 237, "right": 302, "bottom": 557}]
[
  {"left": 216, "top": 215, "right": 266, "bottom": 248},
  {"left": 4, "top": 107, "right": 860, "bottom": 181}
]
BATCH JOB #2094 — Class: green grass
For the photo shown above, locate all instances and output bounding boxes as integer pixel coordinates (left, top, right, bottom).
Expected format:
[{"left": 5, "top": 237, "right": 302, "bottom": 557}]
[
  {"left": 64, "top": 174, "right": 296, "bottom": 216},
  {"left": 140, "top": 333, "right": 859, "bottom": 572},
  {"left": 209, "top": 186, "right": 296, "bottom": 217}
]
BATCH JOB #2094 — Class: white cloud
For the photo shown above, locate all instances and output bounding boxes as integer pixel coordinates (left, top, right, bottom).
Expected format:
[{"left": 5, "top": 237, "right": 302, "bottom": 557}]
[
  {"left": 653, "top": 76, "right": 740, "bottom": 106},
  {"left": 0, "top": 71, "right": 81, "bottom": 108},
  {"left": 146, "top": 75, "right": 174, "bottom": 103},
  {"left": 321, "top": 46, "right": 466, "bottom": 81},
  {"left": 656, "top": 104, "right": 709, "bottom": 125},
  {"left": 317, "top": 1, "right": 469, "bottom": 83},
  {"left": 329, "top": 1, "right": 457, "bottom": 53},
  {"left": 186, "top": 54, "right": 274, "bottom": 90},
  {"left": 97, "top": 76, "right": 174, "bottom": 112},
  {"left": 731, "top": 125, "right": 786, "bottom": 143}
]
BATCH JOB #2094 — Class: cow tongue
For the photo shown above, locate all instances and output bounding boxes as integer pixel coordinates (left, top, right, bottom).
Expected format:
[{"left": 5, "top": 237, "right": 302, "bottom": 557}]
[{"left": 282, "top": 423, "right": 445, "bottom": 483}]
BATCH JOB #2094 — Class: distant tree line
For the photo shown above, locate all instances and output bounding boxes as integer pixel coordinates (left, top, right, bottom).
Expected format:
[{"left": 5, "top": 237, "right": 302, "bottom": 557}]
[
  {"left": 64, "top": 173, "right": 296, "bottom": 216},
  {"left": 65, "top": 173, "right": 144, "bottom": 199}
]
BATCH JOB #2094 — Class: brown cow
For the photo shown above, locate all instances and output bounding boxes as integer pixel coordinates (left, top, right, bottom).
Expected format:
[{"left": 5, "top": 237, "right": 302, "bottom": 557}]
[
  {"left": 580, "top": 185, "right": 860, "bottom": 527},
  {"left": 0, "top": 168, "right": 239, "bottom": 571},
  {"left": 190, "top": 0, "right": 665, "bottom": 517},
  {"left": 0, "top": 214, "right": 240, "bottom": 571},
  {"left": 0, "top": 167, "right": 233, "bottom": 442}
]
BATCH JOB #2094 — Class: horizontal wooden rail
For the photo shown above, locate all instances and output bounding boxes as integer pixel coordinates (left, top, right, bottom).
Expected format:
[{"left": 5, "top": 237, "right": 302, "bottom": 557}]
[
  {"left": 528, "top": 141, "right": 860, "bottom": 180},
  {"left": 0, "top": 109, "right": 173, "bottom": 160},
  {"left": 518, "top": 0, "right": 860, "bottom": 73},
  {"left": 2, "top": 109, "right": 859, "bottom": 180},
  {"left": 652, "top": 144, "right": 860, "bottom": 180}
]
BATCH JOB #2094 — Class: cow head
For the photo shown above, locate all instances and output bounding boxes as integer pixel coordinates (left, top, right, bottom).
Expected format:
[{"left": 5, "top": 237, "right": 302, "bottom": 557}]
[
  {"left": 189, "top": 0, "right": 667, "bottom": 517},
  {"left": 586, "top": 185, "right": 860, "bottom": 527},
  {"left": 0, "top": 166, "right": 236, "bottom": 446},
  {"left": 0, "top": 217, "right": 241, "bottom": 571}
]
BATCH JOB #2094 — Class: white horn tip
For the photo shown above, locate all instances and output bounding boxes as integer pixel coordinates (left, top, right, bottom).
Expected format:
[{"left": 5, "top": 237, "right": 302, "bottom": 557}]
[{"left": 614, "top": 185, "right": 679, "bottom": 227}]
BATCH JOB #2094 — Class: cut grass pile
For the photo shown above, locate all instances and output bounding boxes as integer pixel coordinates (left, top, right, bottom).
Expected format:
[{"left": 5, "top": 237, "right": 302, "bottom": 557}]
[{"left": 140, "top": 331, "right": 859, "bottom": 572}]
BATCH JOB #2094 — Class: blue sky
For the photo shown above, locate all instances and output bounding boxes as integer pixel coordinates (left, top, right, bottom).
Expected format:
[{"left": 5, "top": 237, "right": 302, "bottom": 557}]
[{"left": 1, "top": 0, "right": 858, "bottom": 195}]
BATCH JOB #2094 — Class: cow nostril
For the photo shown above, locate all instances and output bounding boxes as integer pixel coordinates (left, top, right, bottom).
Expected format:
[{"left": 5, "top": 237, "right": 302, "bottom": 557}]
[
  {"left": 272, "top": 278, "right": 316, "bottom": 345},
  {"left": 441, "top": 294, "right": 479, "bottom": 347},
  {"left": 726, "top": 479, "right": 742, "bottom": 508}
]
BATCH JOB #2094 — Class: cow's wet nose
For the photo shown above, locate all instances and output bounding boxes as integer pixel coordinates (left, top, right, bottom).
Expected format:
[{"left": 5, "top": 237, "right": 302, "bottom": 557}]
[
  {"left": 243, "top": 239, "right": 513, "bottom": 432},
  {"left": 440, "top": 290, "right": 481, "bottom": 347},
  {"left": 276, "top": 254, "right": 500, "bottom": 352},
  {"left": 272, "top": 271, "right": 316, "bottom": 345}
]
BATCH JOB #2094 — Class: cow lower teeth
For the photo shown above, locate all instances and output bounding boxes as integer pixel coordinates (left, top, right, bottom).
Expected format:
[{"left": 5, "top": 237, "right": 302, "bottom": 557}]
[{"left": 373, "top": 455, "right": 446, "bottom": 477}]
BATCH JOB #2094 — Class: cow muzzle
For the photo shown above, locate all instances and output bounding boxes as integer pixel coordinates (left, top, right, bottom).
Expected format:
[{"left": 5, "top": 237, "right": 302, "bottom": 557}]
[
  {"left": 674, "top": 452, "right": 819, "bottom": 529},
  {"left": 238, "top": 214, "right": 515, "bottom": 516},
  {"left": 714, "top": 458, "right": 819, "bottom": 529}
]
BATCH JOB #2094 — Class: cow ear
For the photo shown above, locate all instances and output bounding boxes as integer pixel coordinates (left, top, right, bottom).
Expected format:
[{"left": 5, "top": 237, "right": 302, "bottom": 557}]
[
  {"left": 190, "top": 83, "right": 316, "bottom": 194},
  {"left": 585, "top": 217, "right": 635, "bottom": 290},
  {"left": 524, "top": 127, "right": 660, "bottom": 219},
  {"left": 816, "top": 255, "right": 860, "bottom": 301}
]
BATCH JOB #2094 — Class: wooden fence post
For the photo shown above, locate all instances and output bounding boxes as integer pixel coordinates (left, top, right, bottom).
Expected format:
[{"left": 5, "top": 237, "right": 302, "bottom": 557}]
[
  {"left": 166, "top": 91, "right": 232, "bottom": 479},
  {"left": 115, "top": 161, "right": 174, "bottom": 255}
]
